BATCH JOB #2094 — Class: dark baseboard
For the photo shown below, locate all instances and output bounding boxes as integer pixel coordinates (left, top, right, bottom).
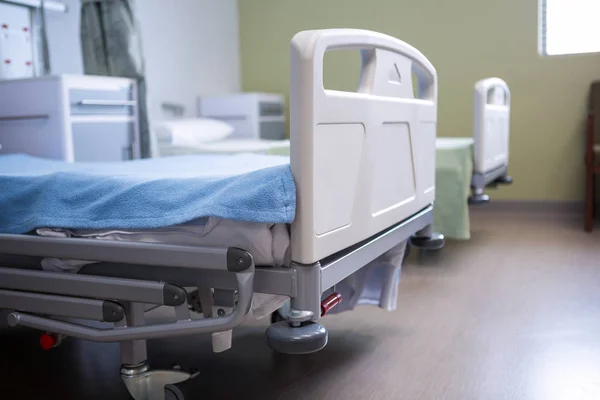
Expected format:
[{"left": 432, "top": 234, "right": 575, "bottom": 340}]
[{"left": 469, "top": 200, "right": 584, "bottom": 215}]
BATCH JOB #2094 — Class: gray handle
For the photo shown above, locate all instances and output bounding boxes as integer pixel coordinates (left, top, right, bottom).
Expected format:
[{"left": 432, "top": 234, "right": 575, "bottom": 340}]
[
  {"left": 0, "top": 114, "right": 49, "bottom": 122},
  {"left": 79, "top": 99, "right": 136, "bottom": 107}
]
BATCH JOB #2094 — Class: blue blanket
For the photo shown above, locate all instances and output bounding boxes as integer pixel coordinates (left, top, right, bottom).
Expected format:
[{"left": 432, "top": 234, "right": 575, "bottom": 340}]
[{"left": 0, "top": 154, "right": 296, "bottom": 234}]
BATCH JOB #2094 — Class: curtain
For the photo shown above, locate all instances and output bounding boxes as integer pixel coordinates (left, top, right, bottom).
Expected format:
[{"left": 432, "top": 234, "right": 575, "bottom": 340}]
[
  {"left": 32, "top": 0, "right": 51, "bottom": 76},
  {"left": 80, "top": 0, "right": 150, "bottom": 157}
]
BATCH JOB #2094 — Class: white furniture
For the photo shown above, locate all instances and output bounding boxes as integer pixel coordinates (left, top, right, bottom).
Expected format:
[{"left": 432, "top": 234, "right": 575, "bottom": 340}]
[
  {"left": 0, "top": 0, "right": 68, "bottom": 80},
  {"left": 0, "top": 74, "right": 140, "bottom": 162},
  {"left": 470, "top": 77, "right": 512, "bottom": 203},
  {"left": 197, "top": 92, "right": 286, "bottom": 140},
  {"left": 473, "top": 77, "right": 510, "bottom": 175},
  {"left": 0, "top": 1, "right": 35, "bottom": 80}
]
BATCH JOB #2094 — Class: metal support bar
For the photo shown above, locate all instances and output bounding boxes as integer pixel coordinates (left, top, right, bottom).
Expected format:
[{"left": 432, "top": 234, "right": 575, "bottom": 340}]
[
  {"left": 319, "top": 205, "right": 432, "bottom": 290},
  {"left": 0, "top": 234, "right": 252, "bottom": 272},
  {"left": 120, "top": 302, "right": 148, "bottom": 366},
  {"left": 0, "top": 267, "right": 186, "bottom": 306},
  {"left": 7, "top": 266, "right": 254, "bottom": 342},
  {"left": 0, "top": 289, "right": 124, "bottom": 322},
  {"left": 81, "top": 265, "right": 297, "bottom": 297}
]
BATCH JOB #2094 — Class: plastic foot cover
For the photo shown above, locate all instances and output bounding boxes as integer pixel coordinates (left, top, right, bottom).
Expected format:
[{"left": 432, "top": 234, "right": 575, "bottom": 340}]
[
  {"left": 468, "top": 193, "right": 490, "bottom": 205},
  {"left": 409, "top": 232, "right": 445, "bottom": 250},
  {"left": 495, "top": 175, "right": 513, "bottom": 185},
  {"left": 266, "top": 321, "right": 328, "bottom": 354}
]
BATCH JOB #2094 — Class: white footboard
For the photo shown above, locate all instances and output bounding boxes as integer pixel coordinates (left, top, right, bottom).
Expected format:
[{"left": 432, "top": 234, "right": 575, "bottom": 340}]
[
  {"left": 289, "top": 29, "right": 438, "bottom": 264},
  {"left": 473, "top": 78, "right": 511, "bottom": 175}
]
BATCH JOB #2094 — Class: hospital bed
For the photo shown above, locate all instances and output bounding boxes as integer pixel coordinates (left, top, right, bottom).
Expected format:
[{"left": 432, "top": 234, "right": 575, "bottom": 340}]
[
  {"left": 467, "top": 77, "right": 513, "bottom": 204},
  {"left": 431, "top": 78, "right": 513, "bottom": 241},
  {"left": 0, "top": 29, "right": 443, "bottom": 400}
]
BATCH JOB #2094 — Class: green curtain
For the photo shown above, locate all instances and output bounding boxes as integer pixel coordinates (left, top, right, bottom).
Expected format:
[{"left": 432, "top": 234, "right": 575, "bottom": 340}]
[{"left": 80, "top": 0, "right": 150, "bottom": 157}]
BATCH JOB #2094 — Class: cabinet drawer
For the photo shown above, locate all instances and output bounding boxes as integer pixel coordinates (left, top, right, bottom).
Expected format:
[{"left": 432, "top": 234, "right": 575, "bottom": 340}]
[
  {"left": 260, "top": 120, "right": 286, "bottom": 140},
  {"left": 72, "top": 122, "right": 135, "bottom": 162},
  {"left": 69, "top": 86, "right": 136, "bottom": 116}
]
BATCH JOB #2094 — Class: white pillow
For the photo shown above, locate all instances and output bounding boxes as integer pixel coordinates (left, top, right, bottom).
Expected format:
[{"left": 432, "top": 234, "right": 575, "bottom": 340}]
[{"left": 153, "top": 118, "right": 234, "bottom": 147}]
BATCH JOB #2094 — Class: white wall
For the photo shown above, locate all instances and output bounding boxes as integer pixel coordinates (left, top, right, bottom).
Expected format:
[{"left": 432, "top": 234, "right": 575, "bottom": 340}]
[
  {"left": 136, "top": 0, "right": 241, "bottom": 121},
  {"left": 45, "top": 0, "right": 241, "bottom": 121}
]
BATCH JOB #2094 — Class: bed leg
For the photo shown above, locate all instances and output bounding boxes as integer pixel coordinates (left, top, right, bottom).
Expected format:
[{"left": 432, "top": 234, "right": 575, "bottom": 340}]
[
  {"left": 468, "top": 189, "right": 490, "bottom": 205},
  {"left": 469, "top": 173, "right": 490, "bottom": 205},
  {"left": 494, "top": 174, "right": 513, "bottom": 185},
  {"left": 409, "top": 225, "right": 445, "bottom": 250},
  {"left": 119, "top": 302, "right": 197, "bottom": 400},
  {"left": 265, "top": 262, "right": 328, "bottom": 355},
  {"left": 120, "top": 302, "right": 147, "bottom": 366}
]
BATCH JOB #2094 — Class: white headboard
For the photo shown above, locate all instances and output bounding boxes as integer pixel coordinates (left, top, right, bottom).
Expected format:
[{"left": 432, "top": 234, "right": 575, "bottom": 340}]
[
  {"left": 289, "top": 29, "right": 438, "bottom": 264},
  {"left": 473, "top": 77, "right": 511, "bottom": 175}
]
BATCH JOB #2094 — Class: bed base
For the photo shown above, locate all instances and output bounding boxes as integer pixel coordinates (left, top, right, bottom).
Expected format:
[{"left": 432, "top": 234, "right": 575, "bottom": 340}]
[
  {"left": 0, "top": 206, "right": 435, "bottom": 400},
  {"left": 468, "top": 163, "right": 513, "bottom": 205}
]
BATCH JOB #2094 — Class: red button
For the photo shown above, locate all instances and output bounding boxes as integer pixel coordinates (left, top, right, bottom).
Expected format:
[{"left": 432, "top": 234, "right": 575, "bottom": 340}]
[
  {"left": 1, "top": 24, "right": 8, "bottom": 29},
  {"left": 4, "top": 59, "right": 10, "bottom": 64},
  {"left": 40, "top": 334, "right": 56, "bottom": 350}
]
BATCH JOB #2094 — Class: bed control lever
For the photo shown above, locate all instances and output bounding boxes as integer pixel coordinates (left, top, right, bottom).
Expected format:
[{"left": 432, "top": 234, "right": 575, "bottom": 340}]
[{"left": 320, "top": 292, "right": 342, "bottom": 316}]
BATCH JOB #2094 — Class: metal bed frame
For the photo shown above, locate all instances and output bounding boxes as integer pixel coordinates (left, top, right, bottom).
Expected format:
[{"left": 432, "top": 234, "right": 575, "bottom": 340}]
[
  {"left": 0, "top": 205, "right": 440, "bottom": 400},
  {"left": 0, "top": 28, "right": 446, "bottom": 399}
]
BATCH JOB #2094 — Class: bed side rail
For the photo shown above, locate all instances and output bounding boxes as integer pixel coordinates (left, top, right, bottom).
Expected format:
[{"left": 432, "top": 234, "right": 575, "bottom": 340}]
[
  {"left": 0, "top": 234, "right": 251, "bottom": 272},
  {"left": 6, "top": 263, "right": 253, "bottom": 342},
  {"left": 0, "top": 235, "right": 255, "bottom": 342}
]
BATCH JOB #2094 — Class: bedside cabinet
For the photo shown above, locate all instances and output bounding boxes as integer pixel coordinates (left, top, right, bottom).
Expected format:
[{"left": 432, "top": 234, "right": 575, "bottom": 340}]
[
  {"left": 0, "top": 74, "right": 140, "bottom": 162},
  {"left": 197, "top": 93, "right": 286, "bottom": 140}
]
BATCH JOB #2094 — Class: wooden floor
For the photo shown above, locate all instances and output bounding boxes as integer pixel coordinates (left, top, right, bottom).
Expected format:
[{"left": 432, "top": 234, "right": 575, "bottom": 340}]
[{"left": 1, "top": 209, "right": 600, "bottom": 399}]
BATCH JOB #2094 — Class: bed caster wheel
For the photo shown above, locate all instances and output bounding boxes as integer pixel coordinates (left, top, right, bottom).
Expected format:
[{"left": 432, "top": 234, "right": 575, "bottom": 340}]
[
  {"left": 468, "top": 193, "right": 490, "bottom": 205},
  {"left": 266, "top": 321, "right": 328, "bottom": 354},
  {"left": 409, "top": 232, "right": 445, "bottom": 251},
  {"left": 495, "top": 175, "right": 513, "bottom": 185},
  {"left": 165, "top": 384, "right": 186, "bottom": 400},
  {"left": 121, "top": 362, "right": 197, "bottom": 400}
]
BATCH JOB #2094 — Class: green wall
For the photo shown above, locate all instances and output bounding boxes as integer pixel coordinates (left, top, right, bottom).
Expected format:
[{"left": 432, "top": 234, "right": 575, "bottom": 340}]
[{"left": 239, "top": 0, "right": 600, "bottom": 201}]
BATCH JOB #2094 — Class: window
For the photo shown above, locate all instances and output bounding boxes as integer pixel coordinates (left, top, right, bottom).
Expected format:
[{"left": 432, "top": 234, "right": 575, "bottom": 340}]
[{"left": 539, "top": 0, "right": 600, "bottom": 56}]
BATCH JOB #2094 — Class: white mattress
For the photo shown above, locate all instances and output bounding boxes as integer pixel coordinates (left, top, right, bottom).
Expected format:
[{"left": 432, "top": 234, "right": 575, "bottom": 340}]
[
  {"left": 158, "top": 139, "right": 291, "bottom": 156},
  {"left": 37, "top": 217, "right": 291, "bottom": 272}
]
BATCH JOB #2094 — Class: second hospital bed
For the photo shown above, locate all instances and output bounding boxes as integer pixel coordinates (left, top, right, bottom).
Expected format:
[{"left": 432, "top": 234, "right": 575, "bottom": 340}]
[
  {"left": 0, "top": 29, "right": 443, "bottom": 400},
  {"left": 434, "top": 78, "right": 513, "bottom": 239}
]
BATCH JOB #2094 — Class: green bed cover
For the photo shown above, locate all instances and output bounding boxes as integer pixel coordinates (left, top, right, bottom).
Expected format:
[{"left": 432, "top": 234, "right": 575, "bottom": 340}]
[
  {"left": 434, "top": 138, "right": 473, "bottom": 240},
  {"left": 268, "top": 137, "right": 473, "bottom": 240}
]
